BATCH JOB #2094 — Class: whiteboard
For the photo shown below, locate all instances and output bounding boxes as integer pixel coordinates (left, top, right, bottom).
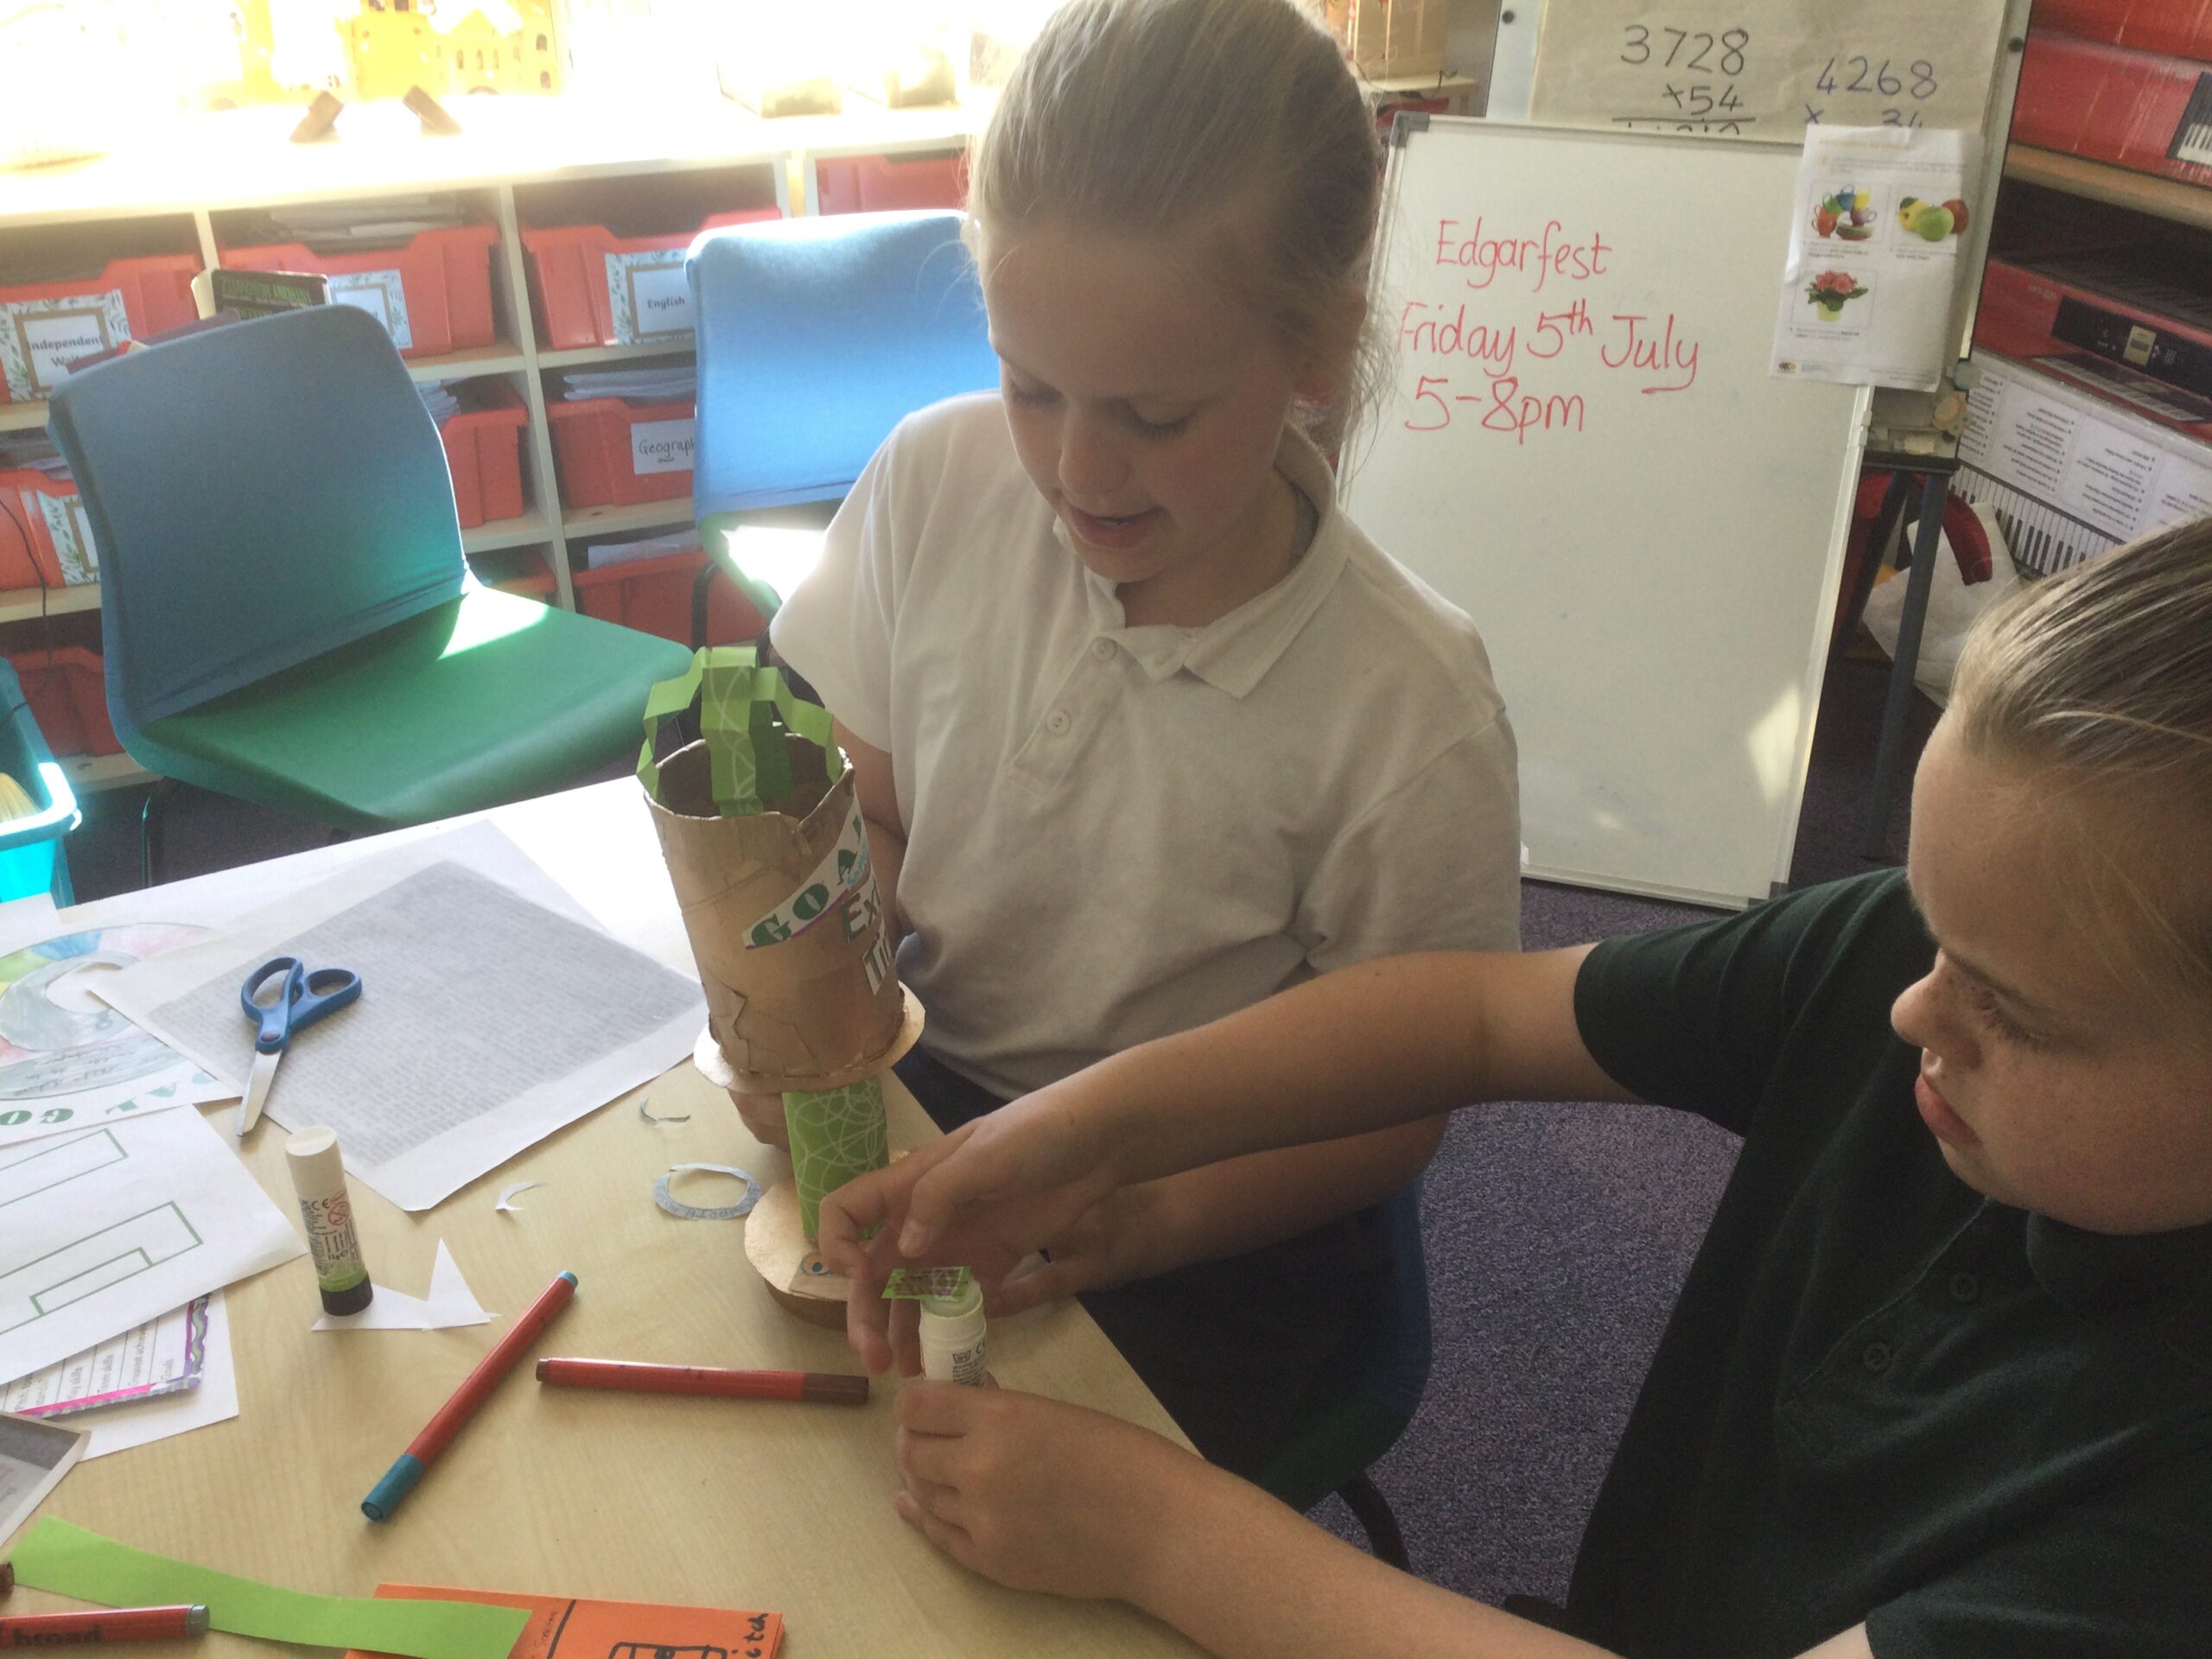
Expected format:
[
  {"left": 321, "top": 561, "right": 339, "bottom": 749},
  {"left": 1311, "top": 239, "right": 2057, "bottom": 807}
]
[{"left": 1342, "top": 119, "right": 1868, "bottom": 906}]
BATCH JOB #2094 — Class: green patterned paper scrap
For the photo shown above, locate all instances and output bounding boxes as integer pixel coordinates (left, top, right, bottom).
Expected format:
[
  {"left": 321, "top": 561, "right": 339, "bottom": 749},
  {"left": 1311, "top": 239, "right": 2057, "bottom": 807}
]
[
  {"left": 783, "top": 1075, "right": 889, "bottom": 1240},
  {"left": 883, "top": 1265, "right": 972, "bottom": 1300},
  {"left": 639, "top": 645, "right": 842, "bottom": 815},
  {"left": 9, "top": 1520, "right": 530, "bottom": 1659}
]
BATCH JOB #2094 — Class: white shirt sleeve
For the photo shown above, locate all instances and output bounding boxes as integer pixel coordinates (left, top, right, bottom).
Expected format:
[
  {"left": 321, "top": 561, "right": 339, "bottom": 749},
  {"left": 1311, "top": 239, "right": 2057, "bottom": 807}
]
[
  {"left": 766, "top": 431, "right": 904, "bottom": 754},
  {"left": 1295, "top": 711, "right": 1523, "bottom": 969}
]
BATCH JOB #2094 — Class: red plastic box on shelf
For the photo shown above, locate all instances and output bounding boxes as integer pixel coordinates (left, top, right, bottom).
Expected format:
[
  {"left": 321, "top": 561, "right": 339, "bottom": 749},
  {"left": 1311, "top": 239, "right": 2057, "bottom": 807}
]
[
  {"left": 571, "top": 548, "right": 769, "bottom": 645},
  {"left": 0, "top": 471, "right": 97, "bottom": 590},
  {"left": 438, "top": 385, "right": 529, "bottom": 529},
  {"left": 0, "top": 252, "right": 200, "bottom": 404},
  {"left": 9, "top": 648, "right": 119, "bottom": 757},
  {"left": 2012, "top": 32, "right": 2212, "bottom": 189},
  {"left": 218, "top": 224, "right": 500, "bottom": 359},
  {"left": 2033, "top": 0, "right": 2212, "bottom": 61},
  {"left": 520, "top": 209, "right": 780, "bottom": 350},
  {"left": 546, "top": 396, "right": 694, "bottom": 507},
  {"left": 815, "top": 152, "right": 965, "bottom": 214}
]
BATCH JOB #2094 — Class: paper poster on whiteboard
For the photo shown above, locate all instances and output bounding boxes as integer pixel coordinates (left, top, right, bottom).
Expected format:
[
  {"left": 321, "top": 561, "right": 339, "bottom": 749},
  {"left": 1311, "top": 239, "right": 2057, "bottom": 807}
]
[
  {"left": 1529, "top": 0, "right": 2008, "bottom": 138},
  {"left": 1771, "top": 126, "right": 1981, "bottom": 390}
]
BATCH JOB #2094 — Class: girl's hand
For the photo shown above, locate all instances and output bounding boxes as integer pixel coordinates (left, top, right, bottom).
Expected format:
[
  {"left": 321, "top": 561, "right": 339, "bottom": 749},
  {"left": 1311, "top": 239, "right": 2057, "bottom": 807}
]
[
  {"left": 987, "top": 1183, "right": 1166, "bottom": 1316},
  {"left": 892, "top": 1382, "right": 1207, "bottom": 1601},
  {"left": 726, "top": 1084, "right": 790, "bottom": 1152}
]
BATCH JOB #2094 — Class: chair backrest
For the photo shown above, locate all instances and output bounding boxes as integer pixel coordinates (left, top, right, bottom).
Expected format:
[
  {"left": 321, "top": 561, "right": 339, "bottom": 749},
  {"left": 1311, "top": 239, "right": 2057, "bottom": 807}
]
[
  {"left": 687, "top": 209, "right": 998, "bottom": 518},
  {"left": 48, "top": 304, "right": 464, "bottom": 732}
]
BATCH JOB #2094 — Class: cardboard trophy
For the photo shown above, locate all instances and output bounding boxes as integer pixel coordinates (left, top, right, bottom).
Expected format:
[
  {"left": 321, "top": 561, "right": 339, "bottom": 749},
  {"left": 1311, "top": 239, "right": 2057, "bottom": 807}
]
[{"left": 640, "top": 650, "right": 922, "bottom": 1326}]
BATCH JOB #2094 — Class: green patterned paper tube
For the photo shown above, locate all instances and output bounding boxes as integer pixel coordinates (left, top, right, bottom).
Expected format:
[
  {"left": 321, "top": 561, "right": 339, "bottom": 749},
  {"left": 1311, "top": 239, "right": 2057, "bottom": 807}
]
[{"left": 784, "top": 1076, "right": 890, "bottom": 1239}]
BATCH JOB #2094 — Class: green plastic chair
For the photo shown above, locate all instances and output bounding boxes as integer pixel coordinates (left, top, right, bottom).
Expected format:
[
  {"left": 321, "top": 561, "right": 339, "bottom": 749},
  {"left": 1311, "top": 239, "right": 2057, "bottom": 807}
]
[{"left": 48, "top": 305, "right": 692, "bottom": 846}]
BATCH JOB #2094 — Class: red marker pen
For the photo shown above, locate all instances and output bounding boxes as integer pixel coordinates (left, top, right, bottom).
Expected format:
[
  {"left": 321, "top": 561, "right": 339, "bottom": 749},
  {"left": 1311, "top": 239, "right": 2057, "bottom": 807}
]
[
  {"left": 0, "top": 1606, "right": 208, "bottom": 1645},
  {"left": 361, "top": 1269, "right": 577, "bottom": 1522},
  {"left": 536, "top": 1357, "right": 868, "bottom": 1404}
]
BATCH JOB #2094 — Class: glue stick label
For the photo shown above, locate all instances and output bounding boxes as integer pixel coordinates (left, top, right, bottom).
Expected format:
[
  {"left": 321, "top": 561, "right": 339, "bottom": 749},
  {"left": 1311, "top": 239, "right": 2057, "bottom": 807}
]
[{"left": 298, "top": 1191, "right": 368, "bottom": 1294}]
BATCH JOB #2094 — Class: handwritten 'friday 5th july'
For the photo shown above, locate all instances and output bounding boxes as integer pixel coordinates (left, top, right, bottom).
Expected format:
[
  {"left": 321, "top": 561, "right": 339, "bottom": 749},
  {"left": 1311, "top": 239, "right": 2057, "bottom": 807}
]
[{"left": 1397, "top": 217, "right": 1701, "bottom": 442}]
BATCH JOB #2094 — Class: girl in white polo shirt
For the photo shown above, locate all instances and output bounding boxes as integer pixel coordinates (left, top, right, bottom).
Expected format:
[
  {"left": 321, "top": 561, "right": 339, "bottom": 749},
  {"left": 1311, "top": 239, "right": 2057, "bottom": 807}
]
[{"left": 766, "top": 0, "right": 1522, "bottom": 1494}]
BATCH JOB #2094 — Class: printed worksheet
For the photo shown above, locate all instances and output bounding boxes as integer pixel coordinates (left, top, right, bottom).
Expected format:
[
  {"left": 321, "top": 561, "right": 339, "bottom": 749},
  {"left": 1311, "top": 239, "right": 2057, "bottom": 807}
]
[
  {"left": 98, "top": 825, "right": 706, "bottom": 1211},
  {"left": 0, "top": 1109, "right": 300, "bottom": 1385}
]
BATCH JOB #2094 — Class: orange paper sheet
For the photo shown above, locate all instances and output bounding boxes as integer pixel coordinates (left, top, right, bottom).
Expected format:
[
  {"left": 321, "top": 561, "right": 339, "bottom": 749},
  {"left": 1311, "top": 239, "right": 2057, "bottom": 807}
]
[{"left": 346, "top": 1584, "right": 782, "bottom": 1659}]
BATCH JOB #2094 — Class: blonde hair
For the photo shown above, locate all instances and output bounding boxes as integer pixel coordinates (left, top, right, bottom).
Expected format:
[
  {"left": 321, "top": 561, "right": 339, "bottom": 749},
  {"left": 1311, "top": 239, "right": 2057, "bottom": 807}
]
[
  {"left": 968, "top": 0, "right": 1382, "bottom": 442},
  {"left": 1950, "top": 517, "right": 2212, "bottom": 1001}
]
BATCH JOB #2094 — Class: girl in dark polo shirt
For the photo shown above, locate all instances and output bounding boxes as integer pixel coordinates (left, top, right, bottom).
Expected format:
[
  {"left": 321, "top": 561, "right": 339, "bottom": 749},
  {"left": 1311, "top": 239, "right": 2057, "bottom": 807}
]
[{"left": 819, "top": 515, "right": 2212, "bottom": 1659}]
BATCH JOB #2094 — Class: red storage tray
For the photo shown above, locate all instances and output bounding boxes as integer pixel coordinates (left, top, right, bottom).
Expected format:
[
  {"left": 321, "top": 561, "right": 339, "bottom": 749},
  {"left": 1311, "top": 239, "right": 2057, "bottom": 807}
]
[
  {"left": 0, "top": 252, "right": 200, "bottom": 404},
  {"left": 520, "top": 209, "right": 780, "bottom": 350},
  {"left": 571, "top": 548, "right": 769, "bottom": 645},
  {"left": 0, "top": 470, "right": 96, "bottom": 590},
  {"left": 2032, "top": 0, "right": 2212, "bottom": 60},
  {"left": 546, "top": 396, "right": 694, "bottom": 507},
  {"left": 438, "top": 385, "right": 528, "bottom": 529},
  {"left": 2012, "top": 33, "right": 2212, "bottom": 189},
  {"left": 815, "top": 152, "right": 966, "bottom": 214},
  {"left": 218, "top": 224, "right": 500, "bottom": 359},
  {"left": 10, "top": 648, "right": 118, "bottom": 757}
]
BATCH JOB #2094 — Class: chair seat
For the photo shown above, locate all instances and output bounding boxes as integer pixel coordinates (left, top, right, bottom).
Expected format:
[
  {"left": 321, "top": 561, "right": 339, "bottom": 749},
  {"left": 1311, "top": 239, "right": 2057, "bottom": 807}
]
[{"left": 128, "top": 588, "right": 692, "bottom": 831}]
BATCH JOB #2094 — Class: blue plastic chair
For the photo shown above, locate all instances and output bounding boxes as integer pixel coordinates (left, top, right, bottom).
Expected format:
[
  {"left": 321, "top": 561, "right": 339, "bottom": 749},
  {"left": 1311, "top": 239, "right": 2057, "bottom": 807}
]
[
  {"left": 684, "top": 209, "right": 999, "bottom": 633},
  {"left": 48, "top": 305, "right": 692, "bottom": 861},
  {"left": 0, "top": 661, "right": 79, "bottom": 904}
]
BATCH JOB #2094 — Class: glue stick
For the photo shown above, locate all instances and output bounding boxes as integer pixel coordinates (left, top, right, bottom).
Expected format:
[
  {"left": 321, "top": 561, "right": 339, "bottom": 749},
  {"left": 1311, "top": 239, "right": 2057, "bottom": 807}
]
[
  {"left": 285, "top": 1126, "right": 374, "bottom": 1315},
  {"left": 918, "top": 1276, "right": 988, "bottom": 1386}
]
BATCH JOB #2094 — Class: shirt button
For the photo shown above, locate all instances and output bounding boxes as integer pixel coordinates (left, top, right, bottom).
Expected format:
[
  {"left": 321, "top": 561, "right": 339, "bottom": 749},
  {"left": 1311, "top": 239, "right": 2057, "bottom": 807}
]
[
  {"left": 1860, "top": 1341, "right": 1893, "bottom": 1374},
  {"left": 1090, "top": 639, "right": 1114, "bottom": 660},
  {"left": 1948, "top": 1271, "right": 1980, "bottom": 1305},
  {"left": 1046, "top": 709, "right": 1072, "bottom": 736}
]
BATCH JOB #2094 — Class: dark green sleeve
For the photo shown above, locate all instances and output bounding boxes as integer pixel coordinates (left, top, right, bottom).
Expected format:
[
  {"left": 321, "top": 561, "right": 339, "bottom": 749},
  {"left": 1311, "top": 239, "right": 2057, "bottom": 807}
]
[
  {"left": 1571, "top": 871, "right": 1921, "bottom": 1139},
  {"left": 1866, "top": 1439, "right": 2212, "bottom": 1659}
]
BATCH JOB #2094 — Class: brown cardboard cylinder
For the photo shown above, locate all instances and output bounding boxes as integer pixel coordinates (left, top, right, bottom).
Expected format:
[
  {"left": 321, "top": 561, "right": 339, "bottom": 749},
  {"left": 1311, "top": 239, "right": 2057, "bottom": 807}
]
[{"left": 646, "top": 738, "right": 917, "bottom": 1091}]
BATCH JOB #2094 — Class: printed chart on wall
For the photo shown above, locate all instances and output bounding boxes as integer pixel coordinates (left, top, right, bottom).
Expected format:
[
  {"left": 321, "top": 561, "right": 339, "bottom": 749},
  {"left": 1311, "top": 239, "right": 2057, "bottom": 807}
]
[
  {"left": 1343, "top": 119, "right": 1866, "bottom": 906},
  {"left": 1525, "top": 0, "right": 2010, "bottom": 138}
]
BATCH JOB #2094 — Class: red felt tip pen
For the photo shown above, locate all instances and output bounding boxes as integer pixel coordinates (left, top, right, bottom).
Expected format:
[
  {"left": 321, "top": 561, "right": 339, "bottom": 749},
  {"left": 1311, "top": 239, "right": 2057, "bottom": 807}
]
[
  {"left": 361, "top": 1269, "right": 578, "bottom": 1522},
  {"left": 0, "top": 1606, "right": 208, "bottom": 1645},
  {"left": 535, "top": 1357, "right": 870, "bottom": 1405}
]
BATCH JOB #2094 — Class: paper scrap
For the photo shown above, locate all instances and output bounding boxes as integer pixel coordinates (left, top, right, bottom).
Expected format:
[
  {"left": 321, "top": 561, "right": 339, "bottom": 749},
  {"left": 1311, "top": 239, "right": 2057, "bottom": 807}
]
[
  {"left": 883, "top": 1265, "right": 971, "bottom": 1300},
  {"left": 96, "top": 825, "right": 706, "bottom": 1211},
  {"left": 10, "top": 1522, "right": 531, "bottom": 1659},
  {"left": 637, "top": 1096, "right": 690, "bottom": 1124},
  {"left": 1770, "top": 125, "right": 1980, "bottom": 391},
  {"left": 80, "top": 1293, "right": 238, "bottom": 1459},
  {"left": 493, "top": 1181, "right": 539, "bottom": 1215},
  {"left": 315, "top": 1241, "right": 488, "bottom": 1332},
  {"left": 652, "top": 1164, "right": 761, "bottom": 1221},
  {"left": 0, "top": 1107, "right": 303, "bottom": 1385},
  {"left": 4, "top": 1295, "right": 207, "bottom": 1420},
  {"left": 0, "top": 1411, "right": 86, "bottom": 1541},
  {"left": 345, "top": 1582, "right": 780, "bottom": 1659}
]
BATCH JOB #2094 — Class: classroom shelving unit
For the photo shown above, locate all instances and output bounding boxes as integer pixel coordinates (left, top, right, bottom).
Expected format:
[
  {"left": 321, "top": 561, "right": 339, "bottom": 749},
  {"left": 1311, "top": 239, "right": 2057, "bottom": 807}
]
[{"left": 0, "top": 94, "right": 990, "bottom": 791}]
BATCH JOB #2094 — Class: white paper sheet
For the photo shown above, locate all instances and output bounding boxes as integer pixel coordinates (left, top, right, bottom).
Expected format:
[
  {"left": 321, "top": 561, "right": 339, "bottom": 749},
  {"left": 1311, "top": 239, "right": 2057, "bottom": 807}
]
[
  {"left": 0, "top": 1109, "right": 302, "bottom": 1385},
  {"left": 1771, "top": 125, "right": 1980, "bottom": 391},
  {"left": 314, "top": 1240, "right": 488, "bottom": 1332},
  {"left": 80, "top": 1292, "right": 238, "bottom": 1459},
  {"left": 3, "top": 1294, "right": 207, "bottom": 1418},
  {"left": 96, "top": 825, "right": 707, "bottom": 1212},
  {"left": 1528, "top": 0, "right": 2008, "bottom": 137},
  {"left": 0, "top": 1408, "right": 86, "bottom": 1538}
]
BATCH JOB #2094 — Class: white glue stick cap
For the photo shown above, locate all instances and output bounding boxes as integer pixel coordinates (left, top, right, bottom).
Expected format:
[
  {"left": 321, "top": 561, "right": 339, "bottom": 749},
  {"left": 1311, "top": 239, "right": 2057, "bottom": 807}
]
[{"left": 285, "top": 1126, "right": 345, "bottom": 1197}]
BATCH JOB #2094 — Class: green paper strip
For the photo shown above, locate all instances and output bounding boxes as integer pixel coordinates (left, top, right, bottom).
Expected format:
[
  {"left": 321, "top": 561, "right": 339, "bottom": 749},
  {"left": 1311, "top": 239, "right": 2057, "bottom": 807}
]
[
  {"left": 637, "top": 646, "right": 841, "bottom": 815},
  {"left": 10, "top": 1520, "right": 530, "bottom": 1659},
  {"left": 883, "top": 1265, "right": 972, "bottom": 1301}
]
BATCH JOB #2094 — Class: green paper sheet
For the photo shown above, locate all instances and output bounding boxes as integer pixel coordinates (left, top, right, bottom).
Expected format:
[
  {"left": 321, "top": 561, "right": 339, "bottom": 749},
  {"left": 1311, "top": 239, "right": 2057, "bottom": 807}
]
[
  {"left": 10, "top": 1521, "right": 531, "bottom": 1659},
  {"left": 637, "top": 646, "right": 841, "bottom": 815}
]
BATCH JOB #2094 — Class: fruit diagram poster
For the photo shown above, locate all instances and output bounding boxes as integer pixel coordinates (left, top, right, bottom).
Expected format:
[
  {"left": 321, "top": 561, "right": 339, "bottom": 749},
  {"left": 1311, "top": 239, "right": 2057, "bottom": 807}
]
[{"left": 1770, "top": 124, "right": 1980, "bottom": 391}]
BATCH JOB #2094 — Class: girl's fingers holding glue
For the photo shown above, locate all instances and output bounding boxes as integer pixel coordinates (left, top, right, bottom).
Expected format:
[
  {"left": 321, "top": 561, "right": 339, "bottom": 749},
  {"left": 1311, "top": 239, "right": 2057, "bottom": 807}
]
[
  {"left": 887, "top": 1295, "right": 925, "bottom": 1377},
  {"left": 893, "top": 1489, "right": 977, "bottom": 1561},
  {"left": 895, "top": 1376, "right": 994, "bottom": 1434}
]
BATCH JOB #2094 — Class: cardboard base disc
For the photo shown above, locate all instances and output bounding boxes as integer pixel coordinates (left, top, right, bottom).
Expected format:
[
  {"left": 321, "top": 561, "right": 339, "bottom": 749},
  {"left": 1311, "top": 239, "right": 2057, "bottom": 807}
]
[
  {"left": 743, "top": 1175, "right": 856, "bottom": 1329},
  {"left": 692, "top": 982, "right": 925, "bottom": 1096}
]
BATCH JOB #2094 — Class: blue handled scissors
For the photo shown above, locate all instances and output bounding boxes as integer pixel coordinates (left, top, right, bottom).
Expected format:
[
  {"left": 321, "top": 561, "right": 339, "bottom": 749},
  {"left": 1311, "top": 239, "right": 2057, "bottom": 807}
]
[{"left": 237, "top": 956, "right": 363, "bottom": 1137}]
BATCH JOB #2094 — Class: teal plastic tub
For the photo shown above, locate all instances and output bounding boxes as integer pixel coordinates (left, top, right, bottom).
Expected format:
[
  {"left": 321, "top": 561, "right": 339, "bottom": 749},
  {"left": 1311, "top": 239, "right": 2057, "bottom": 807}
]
[{"left": 0, "top": 661, "right": 79, "bottom": 904}]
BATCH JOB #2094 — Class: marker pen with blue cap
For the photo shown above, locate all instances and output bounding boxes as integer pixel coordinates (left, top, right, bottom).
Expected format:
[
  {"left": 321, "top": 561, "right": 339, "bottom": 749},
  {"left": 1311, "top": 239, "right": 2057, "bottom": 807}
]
[{"left": 237, "top": 955, "right": 362, "bottom": 1137}]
